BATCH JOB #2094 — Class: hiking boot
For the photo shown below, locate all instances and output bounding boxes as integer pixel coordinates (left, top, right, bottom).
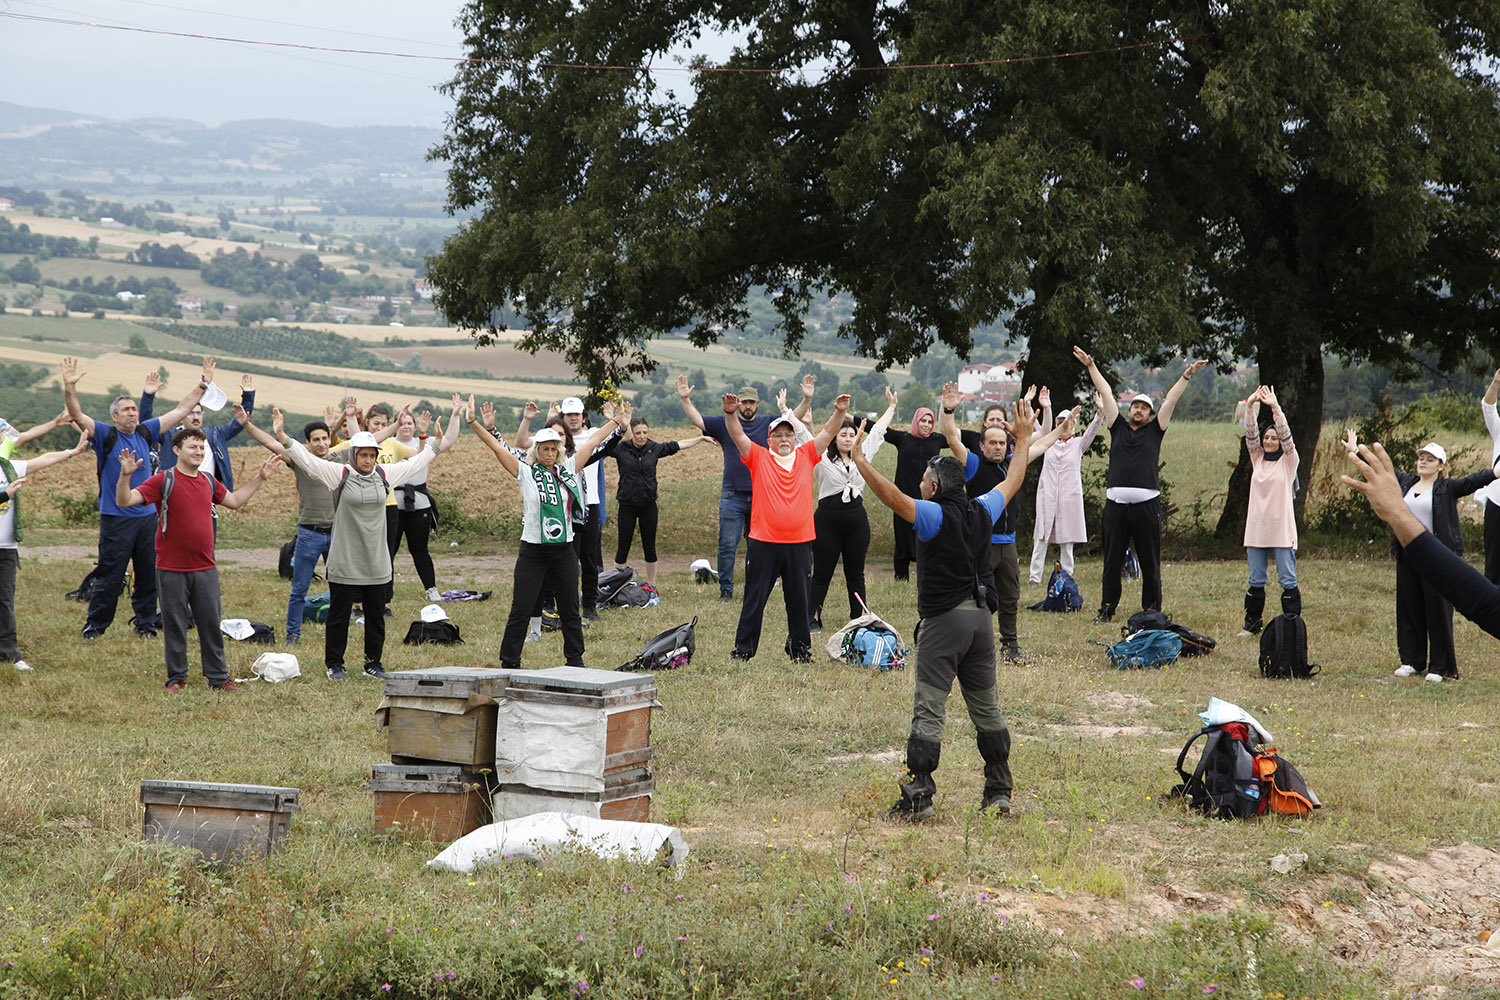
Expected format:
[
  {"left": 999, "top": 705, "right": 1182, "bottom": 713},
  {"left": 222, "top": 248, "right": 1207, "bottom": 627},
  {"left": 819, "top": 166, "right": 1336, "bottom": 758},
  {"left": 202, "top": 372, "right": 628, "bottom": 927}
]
[
  {"left": 327, "top": 666, "right": 347, "bottom": 680},
  {"left": 717, "top": 592, "right": 735, "bottom": 603},
  {"left": 212, "top": 680, "right": 243, "bottom": 693},
  {"left": 1393, "top": 665, "right": 1418, "bottom": 677},
  {"left": 382, "top": 607, "right": 394, "bottom": 619},
  {"left": 285, "top": 635, "right": 300, "bottom": 647},
  {"left": 729, "top": 650, "right": 754, "bottom": 662},
  {"left": 425, "top": 587, "right": 442, "bottom": 602},
  {"left": 1424, "top": 672, "right": 1445, "bottom": 684},
  {"left": 364, "top": 664, "right": 388, "bottom": 679},
  {"left": 1001, "top": 644, "right": 1036, "bottom": 666},
  {"left": 164, "top": 679, "right": 187, "bottom": 693},
  {"left": 887, "top": 799, "right": 935, "bottom": 823},
  {"left": 979, "top": 792, "right": 1011, "bottom": 815},
  {"left": 1093, "top": 609, "right": 1114, "bottom": 624},
  {"left": 582, "top": 607, "right": 600, "bottom": 622}
]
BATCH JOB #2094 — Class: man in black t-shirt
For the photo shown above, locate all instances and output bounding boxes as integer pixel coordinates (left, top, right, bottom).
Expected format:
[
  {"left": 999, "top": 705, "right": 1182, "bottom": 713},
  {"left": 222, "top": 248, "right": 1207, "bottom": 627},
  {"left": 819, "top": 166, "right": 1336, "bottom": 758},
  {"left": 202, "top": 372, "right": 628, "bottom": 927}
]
[{"left": 1074, "top": 347, "right": 1208, "bottom": 622}]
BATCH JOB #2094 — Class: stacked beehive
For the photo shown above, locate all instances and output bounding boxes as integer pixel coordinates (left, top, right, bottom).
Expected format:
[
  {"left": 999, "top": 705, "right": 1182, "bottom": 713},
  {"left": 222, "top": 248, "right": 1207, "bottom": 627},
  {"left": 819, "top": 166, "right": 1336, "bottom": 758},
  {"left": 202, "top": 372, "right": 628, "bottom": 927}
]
[
  {"left": 372, "top": 666, "right": 514, "bottom": 840},
  {"left": 492, "top": 666, "right": 658, "bottom": 822}
]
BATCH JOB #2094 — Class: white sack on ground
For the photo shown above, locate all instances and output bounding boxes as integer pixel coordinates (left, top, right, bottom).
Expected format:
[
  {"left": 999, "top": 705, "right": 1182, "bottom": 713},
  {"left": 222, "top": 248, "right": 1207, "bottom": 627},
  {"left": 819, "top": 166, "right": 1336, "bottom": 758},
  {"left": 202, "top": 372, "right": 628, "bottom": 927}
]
[
  {"left": 1200, "top": 696, "right": 1273, "bottom": 744},
  {"left": 426, "top": 812, "right": 688, "bottom": 872}
]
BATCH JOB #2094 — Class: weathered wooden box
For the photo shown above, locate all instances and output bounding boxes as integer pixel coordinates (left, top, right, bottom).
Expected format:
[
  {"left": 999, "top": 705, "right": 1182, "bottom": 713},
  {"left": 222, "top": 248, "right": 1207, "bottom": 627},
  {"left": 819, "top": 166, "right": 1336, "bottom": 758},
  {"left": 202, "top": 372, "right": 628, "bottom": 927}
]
[
  {"left": 495, "top": 667, "right": 658, "bottom": 794},
  {"left": 379, "top": 667, "right": 515, "bottom": 767},
  {"left": 370, "top": 763, "right": 495, "bottom": 841},
  {"left": 140, "top": 780, "right": 300, "bottom": 863},
  {"left": 493, "top": 767, "right": 655, "bottom": 823}
]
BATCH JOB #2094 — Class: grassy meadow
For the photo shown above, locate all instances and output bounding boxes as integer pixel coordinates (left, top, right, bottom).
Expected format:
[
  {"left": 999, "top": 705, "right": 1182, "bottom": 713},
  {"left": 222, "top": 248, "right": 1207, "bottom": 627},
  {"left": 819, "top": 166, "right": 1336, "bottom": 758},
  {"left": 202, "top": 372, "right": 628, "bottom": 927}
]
[{"left": 3, "top": 409, "right": 1500, "bottom": 998}]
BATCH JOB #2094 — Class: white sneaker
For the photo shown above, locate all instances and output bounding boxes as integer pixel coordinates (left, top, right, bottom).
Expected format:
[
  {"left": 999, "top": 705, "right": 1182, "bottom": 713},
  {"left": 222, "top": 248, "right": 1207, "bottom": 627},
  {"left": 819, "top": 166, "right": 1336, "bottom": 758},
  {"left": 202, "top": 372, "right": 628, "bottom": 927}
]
[
  {"left": 13, "top": 659, "right": 32, "bottom": 671},
  {"left": 524, "top": 629, "right": 541, "bottom": 644},
  {"left": 1393, "top": 665, "right": 1418, "bottom": 677},
  {"left": 425, "top": 587, "right": 442, "bottom": 602},
  {"left": 1424, "top": 672, "right": 1444, "bottom": 683}
]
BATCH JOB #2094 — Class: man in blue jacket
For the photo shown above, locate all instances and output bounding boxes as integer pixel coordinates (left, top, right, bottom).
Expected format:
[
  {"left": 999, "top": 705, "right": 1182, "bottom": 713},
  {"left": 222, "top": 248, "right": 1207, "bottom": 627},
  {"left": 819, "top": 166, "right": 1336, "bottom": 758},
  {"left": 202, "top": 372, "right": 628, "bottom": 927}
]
[{"left": 142, "top": 373, "right": 254, "bottom": 494}]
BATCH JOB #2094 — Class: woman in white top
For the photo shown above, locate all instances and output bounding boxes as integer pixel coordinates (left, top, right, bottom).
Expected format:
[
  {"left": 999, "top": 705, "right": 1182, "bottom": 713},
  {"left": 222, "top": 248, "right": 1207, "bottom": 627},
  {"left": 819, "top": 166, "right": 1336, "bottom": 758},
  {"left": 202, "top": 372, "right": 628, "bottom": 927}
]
[
  {"left": 807, "top": 388, "right": 897, "bottom": 631},
  {"left": 1028, "top": 391, "right": 1105, "bottom": 583},
  {"left": 1481, "top": 368, "right": 1500, "bottom": 584},
  {"left": 1346, "top": 428, "right": 1495, "bottom": 682},
  {"left": 385, "top": 407, "right": 443, "bottom": 602},
  {"left": 467, "top": 396, "right": 622, "bottom": 668}
]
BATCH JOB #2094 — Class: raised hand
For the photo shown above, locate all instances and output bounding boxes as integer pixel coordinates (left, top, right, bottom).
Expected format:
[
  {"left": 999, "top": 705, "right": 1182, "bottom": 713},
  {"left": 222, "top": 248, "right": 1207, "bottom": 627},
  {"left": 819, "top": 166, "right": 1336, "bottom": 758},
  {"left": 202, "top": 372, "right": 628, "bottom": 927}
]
[
  {"left": 1184, "top": 359, "right": 1210, "bottom": 379},
  {"left": 853, "top": 419, "right": 870, "bottom": 455},
  {"left": 117, "top": 448, "right": 143, "bottom": 478},
  {"left": 232, "top": 402, "right": 250, "bottom": 426},
  {"left": 482, "top": 401, "right": 498, "bottom": 430},
  {"left": 941, "top": 381, "right": 960, "bottom": 411},
  {"left": 1037, "top": 386, "right": 1051, "bottom": 409},
  {"left": 344, "top": 396, "right": 359, "bottom": 418},
  {"left": 60, "top": 356, "right": 86, "bottom": 386},
  {"left": 416, "top": 409, "right": 432, "bottom": 436},
  {"left": 776, "top": 388, "right": 789, "bottom": 411},
  {"left": 801, "top": 374, "right": 816, "bottom": 400},
  {"left": 323, "top": 403, "right": 338, "bottom": 425},
  {"left": 884, "top": 385, "right": 898, "bottom": 407},
  {"left": 241, "top": 373, "right": 254, "bottom": 392},
  {"left": 602, "top": 400, "right": 616, "bottom": 420},
  {"left": 721, "top": 393, "right": 740, "bottom": 414},
  {"left": 676, "top": 375, "right": 693, "bottom": 400},
  {"left": 618, "top": 398, "right": 633, "bottom": 424},
  {"left": 834, "top": 393, "right": 851, "bottom": 412},
  {"left": 1072, "top": 345, "right": 1095, "bottom": 369},
  {"left": 271, "top": 407, "right": 286, "bottom": 440},
  {"left": 1093, "top": 389, "right": 1103, "bottom": 409},
  {"left": 1022, "top": 384, "right": 1037, "bottom": 403},
  {"left": 257, "top": 455, "right": 281, "bottom": 480},
  {"left": 466, "top": 395, "right": 478, "bottom": 422},
  {"left": 1261, "top": 386, "right": 1279, "bottom": 409},
  {"left": 1341, "top": 426, "right": 1357, "bottom": 454},
  {"left": 521, "top": 400, "right": 538, "bottom": 421},
  {"left": 143, "top": 370, "right": 161, "bottom": 395},
  {"left": 200, "top": 356, "right": 216, "bottom": 384}
]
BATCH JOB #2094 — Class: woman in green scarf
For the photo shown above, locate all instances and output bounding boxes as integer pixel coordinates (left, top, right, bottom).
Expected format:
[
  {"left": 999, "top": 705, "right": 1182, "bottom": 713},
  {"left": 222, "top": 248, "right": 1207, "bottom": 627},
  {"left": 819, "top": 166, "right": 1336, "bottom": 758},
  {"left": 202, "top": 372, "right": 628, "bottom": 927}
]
[{"left": 466, "top": 396, "right": 623, "bottom": 668}]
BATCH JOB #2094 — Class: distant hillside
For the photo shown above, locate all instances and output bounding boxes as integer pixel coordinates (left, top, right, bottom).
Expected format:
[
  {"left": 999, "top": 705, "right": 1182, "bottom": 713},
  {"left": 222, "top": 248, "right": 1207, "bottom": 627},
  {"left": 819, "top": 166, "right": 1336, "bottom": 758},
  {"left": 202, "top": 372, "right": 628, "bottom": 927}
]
[{"left": 0, "top": 101, "right": 444, "bottom": 186}]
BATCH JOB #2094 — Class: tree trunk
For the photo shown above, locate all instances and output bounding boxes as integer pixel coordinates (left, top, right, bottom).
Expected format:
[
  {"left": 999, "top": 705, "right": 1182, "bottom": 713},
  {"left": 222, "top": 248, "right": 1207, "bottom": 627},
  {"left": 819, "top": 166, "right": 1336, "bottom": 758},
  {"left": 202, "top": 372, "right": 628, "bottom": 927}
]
[{"left": 1213, "top": 337, "right": 1325, "bottom": 538}]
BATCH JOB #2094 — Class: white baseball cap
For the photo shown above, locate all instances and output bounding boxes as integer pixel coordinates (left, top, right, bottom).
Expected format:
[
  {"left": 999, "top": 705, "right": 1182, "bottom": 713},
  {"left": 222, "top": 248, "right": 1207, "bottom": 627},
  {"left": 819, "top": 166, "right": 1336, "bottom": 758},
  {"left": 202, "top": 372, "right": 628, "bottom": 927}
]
[
  {"left": 560, "top": 396, "right": 585, "bottom": 414},
  {"left": 532, "top": 428, "right": 565, "bottom": 445},
  {"left": 200, "top": 381, "right": 228, "bottom": 411},
  {"left": 1418, "top": 442, "right": 1447, "bottom": 464},
  {"left": 419, "top": 603, "right": 449, "bottom": 623},
  {"left": 1130, "top": 393, "right": 1155, "bottom": 410},
  {"left": 767, "top": 416, "right": 796, "bottom": 434},
  {"left": 348, "top": 431, "right": 379, "bottom": 450}
]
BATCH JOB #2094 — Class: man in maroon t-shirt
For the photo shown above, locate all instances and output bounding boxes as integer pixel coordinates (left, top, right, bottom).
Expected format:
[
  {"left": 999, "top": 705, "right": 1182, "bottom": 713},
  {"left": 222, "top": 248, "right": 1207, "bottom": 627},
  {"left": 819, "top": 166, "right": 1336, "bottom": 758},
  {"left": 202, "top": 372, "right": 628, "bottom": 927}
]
[{"left": 117, "top": 428, "right": 280, "bottom": 692}]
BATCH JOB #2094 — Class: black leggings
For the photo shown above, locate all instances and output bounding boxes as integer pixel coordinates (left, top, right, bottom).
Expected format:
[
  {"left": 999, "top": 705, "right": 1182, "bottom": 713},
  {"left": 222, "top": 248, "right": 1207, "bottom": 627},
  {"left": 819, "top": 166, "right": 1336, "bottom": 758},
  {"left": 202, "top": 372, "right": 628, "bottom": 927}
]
[
  {"left": 385, "top": 505, "right": 436, "bottom": 601},
  {"left": 810, "top": 496, "right": 869, "bottom": 625},
  {"left": 615, "top": 499, "right": 660, "bottom": 563},
  {"left": 327, "top": 581, "right": 387, "bottom": 672}
]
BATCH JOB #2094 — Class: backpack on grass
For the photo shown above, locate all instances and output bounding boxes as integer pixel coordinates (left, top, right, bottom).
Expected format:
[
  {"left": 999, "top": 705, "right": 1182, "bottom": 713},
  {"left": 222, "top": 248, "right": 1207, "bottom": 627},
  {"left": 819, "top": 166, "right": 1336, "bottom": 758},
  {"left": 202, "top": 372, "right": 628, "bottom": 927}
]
[
  {"left": 1259, "top": 614, "right": 1319, "bottom": 678},
  {"left": 1029, "top": 563, "right": 1083, "bottom": 613},
  {"left": 67, "top": 565, "right": 100, "bottom": 602},
  {"left": 1170, "top": 721, "right": 1320, "bottom": 819},
  {"left": 841, "top": 625, "right": 906, "bottom": 671},
  {"left": 609, "top": 581, "right": 659, "bottom": 608},
  {"left": 1094, "top": 630, "right": 1181, "bottom": 669},
  {"left": 403, "top": 620, "right": 463, "bottom": 645},
  {"left": 302, "top": 591, "right": 331, "bottom": 624},
  {"left": 1123, "top": 610, "right": 1216, "bottom": 657},
  {"left": 619, "top": 618, "right": 697, "bottom": 672},
  {"left": 596, "top": 566, "right": 634, "bottom": 605}
]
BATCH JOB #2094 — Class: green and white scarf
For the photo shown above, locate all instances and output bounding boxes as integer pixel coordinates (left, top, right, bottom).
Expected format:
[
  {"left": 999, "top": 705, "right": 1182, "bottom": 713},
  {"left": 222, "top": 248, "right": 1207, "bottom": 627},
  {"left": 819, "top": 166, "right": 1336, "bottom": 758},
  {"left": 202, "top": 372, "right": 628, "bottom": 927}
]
[{"left": 529, "top": 461, "right": 583, "bottom": 544}]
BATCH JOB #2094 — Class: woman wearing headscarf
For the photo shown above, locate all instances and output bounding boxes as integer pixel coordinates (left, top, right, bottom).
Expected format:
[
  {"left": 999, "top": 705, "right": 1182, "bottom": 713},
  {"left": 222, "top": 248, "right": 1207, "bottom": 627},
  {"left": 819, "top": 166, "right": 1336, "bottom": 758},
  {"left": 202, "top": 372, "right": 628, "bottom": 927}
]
[
  {"left": 878, "top": 401, "right": 947, "bottom": 580},
  {"left": 1238, "top": 386, "right": 1300, "bottom": 635},
  {"left": 1029, "top": 392, "right": 1105, "bottom": 584},
  {"left": 808, "top": 387, "right": 898, "bottom": 630}
]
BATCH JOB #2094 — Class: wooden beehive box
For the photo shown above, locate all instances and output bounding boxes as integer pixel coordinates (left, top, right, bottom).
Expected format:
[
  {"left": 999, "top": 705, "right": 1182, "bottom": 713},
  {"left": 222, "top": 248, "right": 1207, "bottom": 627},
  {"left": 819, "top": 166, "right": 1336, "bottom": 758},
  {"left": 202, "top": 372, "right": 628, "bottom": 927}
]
[
  {"left": 493, "top": 767, "right": 655, "bottom": 823},
  {"left": 370, "top": 763, "right": 496, "bottom": 841},
  {"left": 140, "top": 780, "right": 300, "bottom": 863},
  {"left": 495, "top": 667, "right": 658, "bottom": 793},
  {"left": 380, "top": 667, "right": 515, "bottom": 767}
]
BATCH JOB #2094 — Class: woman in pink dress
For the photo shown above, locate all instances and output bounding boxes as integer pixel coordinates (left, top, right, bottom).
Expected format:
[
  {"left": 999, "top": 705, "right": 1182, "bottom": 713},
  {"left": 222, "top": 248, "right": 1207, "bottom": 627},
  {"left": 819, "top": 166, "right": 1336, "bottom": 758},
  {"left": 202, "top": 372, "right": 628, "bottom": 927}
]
[
  {"left": 1028, "top": 391, "right": 1105, "bottom": 583},
  {"left": 1239, "top": 385, "right": 1299, "bottom": 635}
]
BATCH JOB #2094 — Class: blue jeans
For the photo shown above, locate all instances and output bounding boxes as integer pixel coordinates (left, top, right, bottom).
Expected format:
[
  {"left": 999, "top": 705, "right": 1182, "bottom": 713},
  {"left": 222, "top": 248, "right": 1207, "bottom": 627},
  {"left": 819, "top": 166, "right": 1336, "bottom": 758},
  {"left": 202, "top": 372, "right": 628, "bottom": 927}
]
[
  {"left": 1246, "top": 547, "right": 1297, "bottom": 590},
  {"left": 286, "top": 526, "right": 331, "bottom": 639},
  {"left": 716, "top": 489, "right": 752, "bottom": 596}
]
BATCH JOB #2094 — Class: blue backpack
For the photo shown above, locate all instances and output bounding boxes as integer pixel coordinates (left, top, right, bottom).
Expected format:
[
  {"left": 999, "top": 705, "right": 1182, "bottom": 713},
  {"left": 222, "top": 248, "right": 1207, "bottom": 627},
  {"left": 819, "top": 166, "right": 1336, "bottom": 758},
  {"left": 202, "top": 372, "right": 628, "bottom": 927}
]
[
  {"left": 842, "top": 626, "right": 906, "bottom": 672},
  {"left": 1029, "top": 563, "right": 1083, "bottom": 613},
  {"left": 1096, "top": 630, "right": 1181, "bottom": 669}
]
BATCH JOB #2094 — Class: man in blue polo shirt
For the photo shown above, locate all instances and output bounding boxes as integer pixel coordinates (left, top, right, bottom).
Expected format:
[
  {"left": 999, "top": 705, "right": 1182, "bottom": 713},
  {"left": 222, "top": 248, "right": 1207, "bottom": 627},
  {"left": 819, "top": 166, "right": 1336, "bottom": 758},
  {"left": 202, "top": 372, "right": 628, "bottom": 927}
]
[{"left": 62, "top": 354, "right": 213, "bottom": 639}]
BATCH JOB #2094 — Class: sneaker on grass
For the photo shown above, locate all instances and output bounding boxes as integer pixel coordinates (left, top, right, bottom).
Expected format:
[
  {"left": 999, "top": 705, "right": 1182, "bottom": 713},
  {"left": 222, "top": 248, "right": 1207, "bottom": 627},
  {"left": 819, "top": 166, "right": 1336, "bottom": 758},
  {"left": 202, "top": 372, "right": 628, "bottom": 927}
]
[
  {"left": 364, "top": 664, "right": 388, "bottom": 679},
  {"left": 1393, "top": 665, "right": 1418, "bottom": 677},
  {"left": 327, "top": 667, "right": 347, "bottom": 680},
  {"left": 12, "top": 659, "right": 32, "bottom": 671}
]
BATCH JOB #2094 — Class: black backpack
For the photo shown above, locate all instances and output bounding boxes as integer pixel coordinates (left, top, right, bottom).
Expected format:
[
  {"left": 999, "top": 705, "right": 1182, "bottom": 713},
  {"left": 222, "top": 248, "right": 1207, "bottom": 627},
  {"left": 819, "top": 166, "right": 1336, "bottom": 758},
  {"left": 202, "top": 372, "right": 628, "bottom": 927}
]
[
  {"left": 1123, "top": 610, "right": 1216, "bottom": 657},
  {"left": 278, "top": 538, "right": 296, "bottom": 579},
  {"left": 403, "top": 620, "right": 464, "bottom": 645},
  {"left": 247, "top": 621, "right": 275, "bottom": 644},
  {"left": 619, "top": 617, "right": 696, "bottom": 672},
  {"left": 67, "top": 565, "right": 100, "bottom": 602},
  {"left": 609, "top": 581, "right": 659, "bottom": 607},
  {"left": 1259, "top": 614, "right": 1319, "bottom": 679},
  {"left": 596, "top": 566, "right": 634, "bottom": 605},
  {"left": 1171, "top": 724, "right": 1264, "bottom": 819}
]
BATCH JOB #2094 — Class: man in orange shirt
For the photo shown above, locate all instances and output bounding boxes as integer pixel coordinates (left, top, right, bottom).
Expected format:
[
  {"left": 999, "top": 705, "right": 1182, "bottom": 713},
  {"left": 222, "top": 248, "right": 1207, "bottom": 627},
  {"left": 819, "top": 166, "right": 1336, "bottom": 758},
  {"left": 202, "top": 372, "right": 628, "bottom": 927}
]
[{"left": 723, "top": 391, "right": 852, "bottom": 662}]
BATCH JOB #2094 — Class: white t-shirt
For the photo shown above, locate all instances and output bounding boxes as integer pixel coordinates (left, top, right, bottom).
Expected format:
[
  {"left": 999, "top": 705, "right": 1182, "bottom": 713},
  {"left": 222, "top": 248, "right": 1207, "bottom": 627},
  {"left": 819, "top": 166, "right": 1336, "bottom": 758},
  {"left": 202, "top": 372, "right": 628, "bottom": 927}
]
[
  {"left": 0, "top": 458, "right": 26, "bottom": 549},
  {"left": 1403, "top": 485, "right": 1435, "bottom": 533}
]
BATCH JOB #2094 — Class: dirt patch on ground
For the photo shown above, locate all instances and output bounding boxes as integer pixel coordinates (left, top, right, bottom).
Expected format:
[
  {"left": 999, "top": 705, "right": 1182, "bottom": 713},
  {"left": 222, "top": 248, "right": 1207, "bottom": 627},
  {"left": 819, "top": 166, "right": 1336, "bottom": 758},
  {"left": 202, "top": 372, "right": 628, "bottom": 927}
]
[
  {"left": 1044, "top": 724, "right": 1168, "bottom": 738},
  {"left": 958, "top": 842, "right": 1500, "bottom": 994},
  {"left": 826, "top": 750, "right": 903, "bottom": 765},
  {"left": 1083, "top": 690, "right": 1157, "bottom": 714}
]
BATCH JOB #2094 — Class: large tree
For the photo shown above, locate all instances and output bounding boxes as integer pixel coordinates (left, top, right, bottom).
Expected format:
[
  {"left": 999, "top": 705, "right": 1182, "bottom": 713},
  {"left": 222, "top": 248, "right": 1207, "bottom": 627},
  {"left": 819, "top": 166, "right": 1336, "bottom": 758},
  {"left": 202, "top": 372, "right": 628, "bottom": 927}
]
[{"left": 431, "top": 0, "right": 1500, "bottom": 523}]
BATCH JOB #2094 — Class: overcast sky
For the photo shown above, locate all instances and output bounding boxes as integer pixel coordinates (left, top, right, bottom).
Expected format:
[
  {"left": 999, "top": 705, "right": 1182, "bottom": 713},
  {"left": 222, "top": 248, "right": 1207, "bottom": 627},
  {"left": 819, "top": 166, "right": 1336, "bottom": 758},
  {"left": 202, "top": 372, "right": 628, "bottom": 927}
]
[{"left": 2, "top": 0, "right": 474, "bottom": 127}]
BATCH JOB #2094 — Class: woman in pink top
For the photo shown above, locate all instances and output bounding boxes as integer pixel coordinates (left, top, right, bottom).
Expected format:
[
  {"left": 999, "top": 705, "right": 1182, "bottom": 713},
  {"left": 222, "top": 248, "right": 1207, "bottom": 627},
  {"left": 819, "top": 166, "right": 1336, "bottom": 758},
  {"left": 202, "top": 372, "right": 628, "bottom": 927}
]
[
  {"left": 1028, "top": 391, "right": 1106, "bottom": 583},
  {"left": 1240, "top": 385, "right": 1300, "bottom": 635}
]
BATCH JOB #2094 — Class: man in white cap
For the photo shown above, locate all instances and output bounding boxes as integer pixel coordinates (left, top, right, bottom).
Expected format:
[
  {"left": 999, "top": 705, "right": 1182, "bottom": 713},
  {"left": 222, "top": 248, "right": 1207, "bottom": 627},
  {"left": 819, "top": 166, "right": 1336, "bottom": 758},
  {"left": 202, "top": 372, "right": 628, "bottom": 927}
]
[{"left": 1073, "top": 346, "right": 1208, "bottom": 622}]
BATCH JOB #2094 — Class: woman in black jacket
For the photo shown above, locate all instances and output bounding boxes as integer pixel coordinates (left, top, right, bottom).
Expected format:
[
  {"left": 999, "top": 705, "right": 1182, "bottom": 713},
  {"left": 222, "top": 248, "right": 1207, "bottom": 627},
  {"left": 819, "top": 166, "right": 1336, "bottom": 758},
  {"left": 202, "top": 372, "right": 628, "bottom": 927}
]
[
  {"left": 1348, "top": 430, "right": 1495, "bottom": 682},
  {"left": 610, "top": 401, "right": 707, "bottom": 587}
]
